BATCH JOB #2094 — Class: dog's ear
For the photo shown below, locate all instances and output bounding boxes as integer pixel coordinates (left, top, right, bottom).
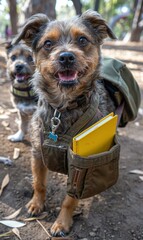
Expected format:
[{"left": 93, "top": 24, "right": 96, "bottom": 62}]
[
  {"left": 81, "top": 10, "right": 117, "bottom": 44},
  {"left": 4, "top": 41, "right": 13, "bottom": 55},
  {"left": 12, "top": 14, "right": 49, "bottom": 47}
]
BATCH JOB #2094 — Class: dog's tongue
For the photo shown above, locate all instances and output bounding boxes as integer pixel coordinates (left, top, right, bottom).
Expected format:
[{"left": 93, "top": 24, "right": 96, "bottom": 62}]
[
  {"left": 58, "top": 70, "right": 77, "bottom": 81},
  {"left": 16, "top": 74, "right": 29, "bottom": 82}
]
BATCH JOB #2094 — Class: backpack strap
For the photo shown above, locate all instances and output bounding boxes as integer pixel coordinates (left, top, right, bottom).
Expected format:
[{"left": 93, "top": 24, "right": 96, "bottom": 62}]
[
  {"left": 115, "top": 102, "right": 125, "bottom": 126},
  {"left": 65, "top": 94, "right": 103, "bottom": 138}
]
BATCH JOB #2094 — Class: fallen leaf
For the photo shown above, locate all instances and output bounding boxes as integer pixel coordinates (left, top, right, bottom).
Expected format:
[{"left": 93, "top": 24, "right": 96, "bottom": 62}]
[
  {"left": 0, "top": 220, "right": 26, "bottom": 228},
  {"left": 0, "top": 107, "right": 4, "bottom": 114},
  {"left": 4, "top": 208, "right": 22, "bottom": 220},
  {"left": 12, "top": 228, "right": 22, "bottom": 240},
  {"left": 36, "top": 220, "right": 51, "bottom": 238},
  {"left": 13, "top": 148, "right": 20, "bottom": 160},
  {"left": 0, "top": 114, "right": 9, "bottom": 119},
  {"left": 23, "top": 212, "right": 47, "bottom": 222},
  {"left": 8, "top": 108, "right": 18, "bottom": 113},
  {"left": 139, "top": 176, "right": 143, "bottom": 181},
  {"left": 0, "top": 230, "right": 12, "bottom": 238},
  {"left": 6, "top": 127, "right": 11, "bottom": 131},
  {"left": 1, "top": 120, "right": 9, "bottom": 127},
  {"left": 138, "top": 108, "right": 143, "bottom": 116},
  {"left": 0, "top": 157, "right": 12, "bottom": 165},
  {"left": 51, "top": 238, "right": 73, "bottom": 240},
  {"left": 0, "top": 174, "right": 10, "bottom": 196},
  {"left": 129, "top": 170, "right": 143, "bottom": 175}
]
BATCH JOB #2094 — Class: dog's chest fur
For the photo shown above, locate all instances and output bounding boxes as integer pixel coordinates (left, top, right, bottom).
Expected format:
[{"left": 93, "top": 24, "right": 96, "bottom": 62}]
[{"left": 11, "top": 93, "right": 37, "bottom": 114}]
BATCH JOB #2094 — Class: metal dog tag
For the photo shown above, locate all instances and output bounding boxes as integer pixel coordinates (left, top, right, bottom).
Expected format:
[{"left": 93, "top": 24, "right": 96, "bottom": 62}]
[
  {"left": 48, "top": 109, "right": 61, "bottom": 142},
  {"left": 48, "top": 131, "right": 58, "bottom": 142}
]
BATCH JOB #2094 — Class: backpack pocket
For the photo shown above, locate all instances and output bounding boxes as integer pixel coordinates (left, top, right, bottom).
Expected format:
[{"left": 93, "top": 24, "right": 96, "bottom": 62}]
[
  {"left": 67, "top": 136, "right": 120, "bottom": 199},
  {"left": 42, "top": 139, "right": 68, "bottom": 174}
]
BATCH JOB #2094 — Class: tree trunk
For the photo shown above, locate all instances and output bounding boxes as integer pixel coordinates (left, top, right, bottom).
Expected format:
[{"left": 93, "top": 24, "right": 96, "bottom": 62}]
[
  {"left": 94, "top": 0, "right": 100, "bottom": 12},
  {"left": 8, "top": 0, "right": 18, "bottom": 36},
  {"left": 130, "top": 0, "right": 143, "bottom": 41},
  {"left": 25, "top": 0, "right": 56, "bottom": 20},
  {"left": 71, "top": 0, "right": 82, "bottom": 15}
]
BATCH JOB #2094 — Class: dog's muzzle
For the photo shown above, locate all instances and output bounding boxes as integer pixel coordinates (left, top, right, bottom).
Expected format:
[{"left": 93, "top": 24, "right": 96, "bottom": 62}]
[
  {"left": 55, "top": 52, "right": 78, "bottom": 86},
  {"left": 14, "top": 64, "right": 31, "bottom": 83}
]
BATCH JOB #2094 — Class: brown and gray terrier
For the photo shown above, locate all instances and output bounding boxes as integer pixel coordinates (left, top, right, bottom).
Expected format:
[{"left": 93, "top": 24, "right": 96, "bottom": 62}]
[
  {"left": 12, "top": 10, "right": 116, "bottom": 236},
  {"left": 6, "top": 43, "right": 37, "bottom": 142}
]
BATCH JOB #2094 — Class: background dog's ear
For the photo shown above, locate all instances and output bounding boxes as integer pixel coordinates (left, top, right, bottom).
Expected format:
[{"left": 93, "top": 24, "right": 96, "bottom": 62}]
[
  {"left": 12, "top": 14, "right": 49, "bottom": 47},
  {"left": 5, "top": 41, "right": 12, "bottom": 52},
  {"left": 3, "top": 41, "right": 13, "bottom": 55},
  {"left": 81, "top": 10, "right": 117, "bottom": 44},
  {"left": 5, "top": 41, "right": 12, "bottom": 49}
]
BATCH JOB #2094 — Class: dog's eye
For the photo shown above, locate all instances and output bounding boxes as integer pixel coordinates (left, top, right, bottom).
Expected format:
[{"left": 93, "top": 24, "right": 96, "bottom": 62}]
[
  {"left": 78, "top": 37, "right": 88, "bottom": 46},
  {"left": 11, "top": 55, "right": 16, "bottom": 61},
  {"left": 27, "top": 55, "right": 33, "bottom": 62},
  {"left": 44, "top": 40, "right": 53, "bottom": 50}
]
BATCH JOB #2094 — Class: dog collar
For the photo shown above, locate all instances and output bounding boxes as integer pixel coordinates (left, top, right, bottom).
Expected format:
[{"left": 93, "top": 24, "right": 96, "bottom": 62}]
[
  {"left": 57, "top": 92, "right": 92, "bottom": 112},
  {"left": 11, "top": 85, "right": 37, "bottom": 100},
  {"left": 67, "top": 94, "right": 88, "bottom": 110}
]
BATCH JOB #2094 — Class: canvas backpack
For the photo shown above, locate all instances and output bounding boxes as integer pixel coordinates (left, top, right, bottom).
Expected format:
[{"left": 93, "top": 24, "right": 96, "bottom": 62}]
[{"left": 102, "top": 57, "right": 141, "bottom": 127}]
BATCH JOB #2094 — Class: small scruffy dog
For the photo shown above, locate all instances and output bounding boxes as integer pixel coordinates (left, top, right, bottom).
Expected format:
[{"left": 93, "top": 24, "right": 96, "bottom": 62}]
[
  {"left": 6, "top": 43, "right": 37, "bottom": 142},
  {"left": 13, "top": 10, "right": 116, "bottom": 236}
]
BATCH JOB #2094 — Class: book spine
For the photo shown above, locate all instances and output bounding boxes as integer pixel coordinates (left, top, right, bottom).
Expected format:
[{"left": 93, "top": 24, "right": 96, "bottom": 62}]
[{"left": 72, "top": 139, "right": 77, "bottom": 154}]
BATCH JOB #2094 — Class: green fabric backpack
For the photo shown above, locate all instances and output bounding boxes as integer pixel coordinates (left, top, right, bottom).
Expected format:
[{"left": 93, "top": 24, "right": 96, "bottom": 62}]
[{"left": 102, "top": 57, "right": 141, "bottom": 127}]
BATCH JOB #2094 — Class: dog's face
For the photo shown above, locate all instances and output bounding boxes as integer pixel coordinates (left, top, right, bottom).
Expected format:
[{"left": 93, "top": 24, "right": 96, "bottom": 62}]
[
  {"left": 12, "top": 10, "right": 116, "bottom": 107},
  {"left": 6, "top": 43, "right": 35, "bottom": 88},
  {"left": 34, "top": 19, "right": 100, "bottom": 88}
]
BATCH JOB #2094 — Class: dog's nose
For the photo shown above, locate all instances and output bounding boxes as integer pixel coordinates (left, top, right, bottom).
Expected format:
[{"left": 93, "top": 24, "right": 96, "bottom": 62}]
[
  {"left": 15, "top": 64, "right": 24, "bottom": 72},
  {"left": 59, "top": 52, "right": 75, "bottom": 66}
]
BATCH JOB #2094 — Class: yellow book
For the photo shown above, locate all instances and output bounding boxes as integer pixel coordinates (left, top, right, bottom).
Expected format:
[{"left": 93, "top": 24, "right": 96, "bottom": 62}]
[{"left": 73, "top": 112, "right": 118, "bottom": 157}]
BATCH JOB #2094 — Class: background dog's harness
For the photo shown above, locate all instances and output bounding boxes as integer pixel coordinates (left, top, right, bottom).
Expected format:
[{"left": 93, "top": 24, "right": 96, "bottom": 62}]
[{"left": 38, "top": 57, "right": 141, "bottom": 199}]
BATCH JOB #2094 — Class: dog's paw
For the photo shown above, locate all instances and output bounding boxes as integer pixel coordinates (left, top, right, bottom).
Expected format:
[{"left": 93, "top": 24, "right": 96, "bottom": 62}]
[
  {"left": 8, "top": 130, "right": 24, "bottom": 142},
  {"left": 26, "top": 198, "right": 45, "bottom": 216},
  {"left": 50, "top": 218, "right": 72, "bottom": 237}
]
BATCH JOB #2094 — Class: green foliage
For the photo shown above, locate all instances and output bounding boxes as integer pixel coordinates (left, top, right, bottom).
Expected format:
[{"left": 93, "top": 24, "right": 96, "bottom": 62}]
[
  {"left": 81, "top": 0, "right": 94, "bottom": 11},
  {"left": 0, "top": 0, "right": 137, "bottom": 41},
  {"left": 80, "top": 0, "right": 135, "bottom": 40}
]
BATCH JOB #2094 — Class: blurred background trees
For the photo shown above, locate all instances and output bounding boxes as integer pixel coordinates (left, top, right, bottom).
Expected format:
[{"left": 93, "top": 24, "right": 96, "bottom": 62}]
[{"left": 0, "top": 0, "right": 143, "bottom": 42}]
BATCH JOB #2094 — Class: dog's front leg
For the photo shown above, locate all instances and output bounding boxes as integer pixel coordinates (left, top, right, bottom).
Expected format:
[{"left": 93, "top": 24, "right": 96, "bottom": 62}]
[
  {"left": 51, "top": 195, "right": 78, "bottom": 236},
  {"left": 8, "top": 111, "right": 28, "bottom": 142},
  {"left": 27, "top": 156, "right": 48, "bottom": 215}
]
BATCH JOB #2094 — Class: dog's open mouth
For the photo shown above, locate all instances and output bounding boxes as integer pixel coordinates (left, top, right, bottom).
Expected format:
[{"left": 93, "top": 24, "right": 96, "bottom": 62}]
[
  {"left": 55, "top": 70, "right": 79, "bottom": 85},
  {"left": 15, "top": 74, "right": 31, "bottom": 83}
]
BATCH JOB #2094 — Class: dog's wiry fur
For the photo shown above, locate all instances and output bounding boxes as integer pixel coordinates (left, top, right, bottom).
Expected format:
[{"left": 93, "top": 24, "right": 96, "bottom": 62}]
[
  {"left": 6, "top": 43, "right": 36, "bottom": 142},
  {"left": 13, "top": 10, "right": 116, "bottom": 235}
]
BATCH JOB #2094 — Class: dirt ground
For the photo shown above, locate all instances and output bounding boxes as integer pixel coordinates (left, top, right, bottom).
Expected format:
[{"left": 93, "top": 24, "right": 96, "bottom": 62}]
[{"left": 0, "top": 41, "right": 143, "bottom": 240}]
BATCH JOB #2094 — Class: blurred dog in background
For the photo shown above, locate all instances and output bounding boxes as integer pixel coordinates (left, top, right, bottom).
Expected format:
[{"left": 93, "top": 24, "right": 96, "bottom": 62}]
[{"left": 6, "top": 43, "right": 37, "bottom": 142}]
